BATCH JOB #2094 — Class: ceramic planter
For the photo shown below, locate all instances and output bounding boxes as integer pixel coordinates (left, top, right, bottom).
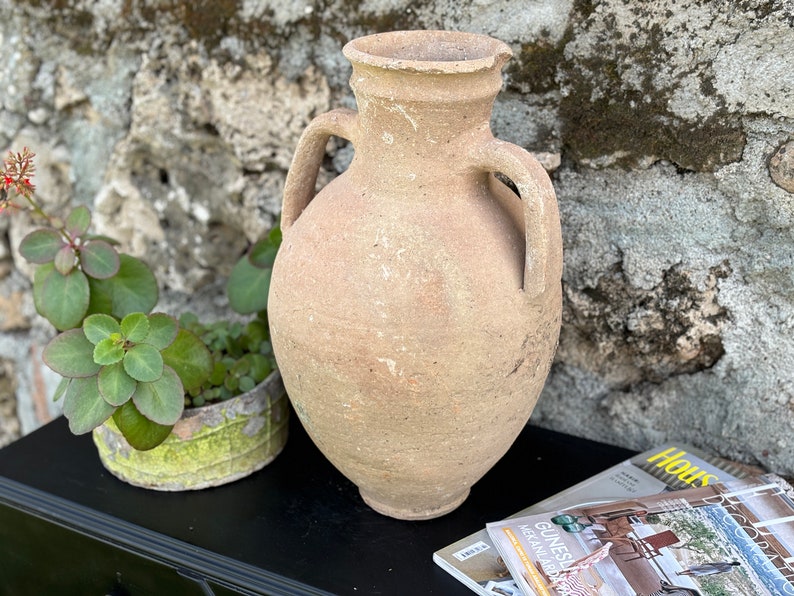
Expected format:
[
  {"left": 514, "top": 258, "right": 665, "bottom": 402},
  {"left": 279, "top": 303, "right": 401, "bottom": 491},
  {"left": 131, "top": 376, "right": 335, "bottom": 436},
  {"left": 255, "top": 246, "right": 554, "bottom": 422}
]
[
  {"left": 268, "top": 30, "right": 563, "bottom": 519},
  {"left": 92, "top": 370, "right": 289, "bottom": 491}
]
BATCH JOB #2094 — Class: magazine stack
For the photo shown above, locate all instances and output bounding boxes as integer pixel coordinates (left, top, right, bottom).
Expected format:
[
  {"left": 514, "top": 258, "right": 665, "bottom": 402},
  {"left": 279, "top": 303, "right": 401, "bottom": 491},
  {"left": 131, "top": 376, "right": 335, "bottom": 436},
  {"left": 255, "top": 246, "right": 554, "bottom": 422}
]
[
  {"left": 486, "top": 473, "right": 794, "bottom": 596},
  {"left": 433, "top": 443, "right": 773, "bottom": 596}
]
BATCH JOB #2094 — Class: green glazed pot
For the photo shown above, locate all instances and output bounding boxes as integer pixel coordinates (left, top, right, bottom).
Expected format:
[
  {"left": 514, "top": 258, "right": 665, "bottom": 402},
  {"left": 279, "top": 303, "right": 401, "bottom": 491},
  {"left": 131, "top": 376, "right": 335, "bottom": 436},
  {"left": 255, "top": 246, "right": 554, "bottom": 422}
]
[{"left": 92, "top": 370, "right": 289, "bottom": 491}]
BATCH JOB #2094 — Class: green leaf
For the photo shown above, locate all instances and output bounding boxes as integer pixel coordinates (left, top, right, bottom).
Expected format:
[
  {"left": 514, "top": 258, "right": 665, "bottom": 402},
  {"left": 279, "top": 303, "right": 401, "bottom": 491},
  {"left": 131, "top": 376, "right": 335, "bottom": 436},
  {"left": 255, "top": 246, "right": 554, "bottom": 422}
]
[
  {"left": 144, "top": 313, "right": 178, "bottom": 349},
  {"left": 208, "top": 361, "right": 227, "bottom": 386},
  {"left": 244, "top": 319, "right": 268, "bottom": 348},
  {"left": 249, "top": 239, "right": 279, "bottom": 268},
  {"left": 80, "top": 240, "right": 120, "bottom": 280},
  {"left": 20, "top": 229, "right": 65, "bottom": 264},
  {"left": 247, "top": 353, "right": 271, "bottom": 383},
  {"left": 52, "top": 377, "right": 69, "bottom": 402},
  {"left": 37, "top": 266, "right": 90, "bottom": 330},
  {"left": 224, "top": 375, "right": 239, "bottom": 392},
  {"left": 97, "top": 361, "right": 137, "bottom": 406},
  {"left": 230, "top": 357, "right": 251, "bottom": 377},
  {"left": 89, "top": 254, "right": 158, "bottom": 318},
  {"left": 113, "top": 401, "right": 173, "bottom": 451},
  {"left": 86, "top": 274, "right": 113, "bottom": 317},
  {"left": 42, "top": 329, "right": 101, "bottom": 377},
  {"left": 161, "top": 328, "right": 213, "bottom": 392},
  {"left": 53, "top": 244, "right": 77, "bottom": 275},
  {"left": 120, "top": 312, "right": 149, "bottom": 343},
  {"left": 178, "top": 312, "right": 199, "bottom": 329},
  {"left": 62, "top": 375, "right": 115, "bottom": 434},
  {"left": 227, "top": 254, "right": 272, "bottom": 315},
  {"left": 239, "top": 376, "right": 256, "bottom": 393},
  {"left": 32, "top": 262, "right": 50, "bottom": 316},
  {"left": 85, "top": 233, "right": 120, "bottom": 246},
  {"left": 83, "top": 313, "right": 121, "bottom": 344},
  {"left": 65, "top": 205, "right": 91, "bottom": 237},
  {"left": 123, "top": 343, "right": 163, "bottom": 382},
  {"left": 132, "top": 366, "right": 184, "bottom": 425},
  {"left": 93, "top": 337, "right": 125, "bottom": 365}
]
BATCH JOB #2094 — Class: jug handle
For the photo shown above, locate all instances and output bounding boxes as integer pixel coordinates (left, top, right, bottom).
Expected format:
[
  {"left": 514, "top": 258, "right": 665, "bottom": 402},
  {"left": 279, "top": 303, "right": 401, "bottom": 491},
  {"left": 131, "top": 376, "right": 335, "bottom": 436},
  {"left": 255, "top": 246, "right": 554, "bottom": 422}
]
[
  {"left": 281, "top": 108, "right": 359, "bottom": 230},
  {"left": 471, "top": 139, "right": 562, "bottom": 300}
]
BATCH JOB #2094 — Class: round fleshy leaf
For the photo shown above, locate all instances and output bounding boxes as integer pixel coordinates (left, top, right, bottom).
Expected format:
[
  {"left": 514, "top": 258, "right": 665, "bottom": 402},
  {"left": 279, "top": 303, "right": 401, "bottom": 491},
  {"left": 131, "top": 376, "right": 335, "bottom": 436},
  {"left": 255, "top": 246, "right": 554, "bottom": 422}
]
[
  {"left": 249, "top": 238, "right": 279, "bottom": 268},
  {"left": 243, "top": 319, "right": 269, "bottom": 350},
  {"left": 105, "top": 254, "right": 158, "bottom": 318},
  {"left": 227, "top": 253, "right": 271, "bottom": 315},
  {"left": 246, "top": 353, "right": 272, "bottom": 383},
  {"left": 97, "top": 361, "right": 137, "bottom": 406},
  {"left": 161, "top": 328, "right": 213, "bottom": 392},
  {"left": 80, "top": 240, "right": 120, "bottom": 280},
  {"left": 53, "top": 244, "right": 77, "bottom": 275},
  {"left": 64, "top": 205, "right": 91, "bottom": 237},
  {"left": 19, "top": 229, "right": 65, "bottom": 264},
  {"left": 52, "top": 377, "right": 69, "bottom": 402},
  {"left": 123, "top": 343, "right": 163, "bottom": 382},
  {"left": 85, "top": 233, "right": 120, "bottom": 246},
  {"left": 144, "top": 313, "right": 178, "bottom": 350},
  {"left": 86, "top": 275, "right": 113, "bottom": 317},
  {"left": 239, "top": 376, "right": 256, "bottom": 393},
  {"left": 42, "top": 329, "right": 101, "bottom": 378},
  {"left": 208, "top": 361, "right": 226, "bottom": 386},
  {"left": 120, "top": 312, "right": 149, "bottom": 343},
  {"left": 93, "top": 337, "right": 124, "bottom": 365},
  {"left": 38, "top": 266, "right": 90, "bottom": 330},
  {"left": 83, "top": 313, "right": 121, "bottom": 345},
  {"left": 112, "top": 401, "right": 173, "bottom": 451},
  {"left": 32, "top": 262, "right": 52, "bottom": 316},
  {"left": 224, "top": 375, "right": 239, "bottom": 392},
  {"left": 62, "top": 375, "right": 115, "bottom": 434},
  {"left": 132, "top": 366, "right": 184, "bottom": 425}
]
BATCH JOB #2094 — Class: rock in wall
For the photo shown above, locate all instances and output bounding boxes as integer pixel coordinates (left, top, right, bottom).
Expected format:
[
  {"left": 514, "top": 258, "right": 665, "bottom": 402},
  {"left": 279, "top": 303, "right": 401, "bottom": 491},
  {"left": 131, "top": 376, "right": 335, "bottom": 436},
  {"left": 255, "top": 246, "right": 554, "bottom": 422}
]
[{"left": 0, "top": 0, "right": 792, "bottom": 475}]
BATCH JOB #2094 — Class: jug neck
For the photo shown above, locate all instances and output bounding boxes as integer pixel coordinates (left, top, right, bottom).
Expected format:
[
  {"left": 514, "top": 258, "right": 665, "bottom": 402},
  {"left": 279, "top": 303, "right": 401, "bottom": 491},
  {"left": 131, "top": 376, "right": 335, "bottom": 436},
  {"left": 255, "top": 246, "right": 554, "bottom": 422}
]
[
  {"left": 350, "top": 66, "right": 500, "bottom": 137},
  {"left": 342, "top": 31, "right": 512, "bottom": 187},
  {"left": 343, "top": 30, "right": 511, "bottom": 128}
]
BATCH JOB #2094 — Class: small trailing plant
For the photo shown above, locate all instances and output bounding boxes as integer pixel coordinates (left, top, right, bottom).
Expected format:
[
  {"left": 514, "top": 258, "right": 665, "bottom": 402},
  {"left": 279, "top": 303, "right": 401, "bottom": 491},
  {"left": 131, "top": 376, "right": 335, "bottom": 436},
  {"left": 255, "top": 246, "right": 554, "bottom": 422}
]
[
  {"left": 1, "top": 147, "right": 281, "bottom": 450},
  {"left": 179, "top": 311, "right": 276, "bottom": 407}
]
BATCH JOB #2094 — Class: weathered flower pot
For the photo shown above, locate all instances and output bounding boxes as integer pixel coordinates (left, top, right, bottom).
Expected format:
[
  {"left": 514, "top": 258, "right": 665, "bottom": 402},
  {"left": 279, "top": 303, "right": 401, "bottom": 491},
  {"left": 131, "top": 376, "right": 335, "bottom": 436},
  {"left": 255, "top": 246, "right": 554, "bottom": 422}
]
[
  {"left": 92, "top": 370, "right": 289, "bottom": 491},
  {"left": 268, "top": 30, "right": 563, "bottom": 519}
]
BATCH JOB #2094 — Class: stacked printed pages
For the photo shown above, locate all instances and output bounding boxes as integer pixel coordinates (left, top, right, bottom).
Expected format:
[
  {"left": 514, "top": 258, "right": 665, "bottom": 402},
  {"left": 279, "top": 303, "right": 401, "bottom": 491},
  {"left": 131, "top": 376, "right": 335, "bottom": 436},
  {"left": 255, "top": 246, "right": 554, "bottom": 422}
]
[{"left": 433, "top": 442, "right": 778, "bottom": 596}]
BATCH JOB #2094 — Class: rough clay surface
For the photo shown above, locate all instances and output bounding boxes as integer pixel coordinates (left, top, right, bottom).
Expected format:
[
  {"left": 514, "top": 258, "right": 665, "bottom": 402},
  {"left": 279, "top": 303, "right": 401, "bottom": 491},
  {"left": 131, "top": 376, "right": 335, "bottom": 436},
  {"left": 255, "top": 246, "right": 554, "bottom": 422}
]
[{"left": 0, "top": 0, "right": 792, "bottom": 476}]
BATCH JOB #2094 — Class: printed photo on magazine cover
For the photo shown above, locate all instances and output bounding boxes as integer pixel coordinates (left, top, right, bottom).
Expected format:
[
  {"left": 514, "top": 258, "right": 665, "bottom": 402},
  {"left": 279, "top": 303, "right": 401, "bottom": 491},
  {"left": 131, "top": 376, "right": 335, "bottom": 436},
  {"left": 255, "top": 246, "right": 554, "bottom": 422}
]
[{"left": 487, "top": 474, "right": 794, "bottom": 596}]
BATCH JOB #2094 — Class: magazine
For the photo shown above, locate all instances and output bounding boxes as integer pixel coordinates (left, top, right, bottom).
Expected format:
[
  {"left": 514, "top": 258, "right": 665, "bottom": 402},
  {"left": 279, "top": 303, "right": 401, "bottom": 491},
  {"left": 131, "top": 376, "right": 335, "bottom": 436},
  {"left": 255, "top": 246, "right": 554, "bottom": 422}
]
[
  {"left": 433, "top": 443, "right": 759, "bottom": 596},
  {"left": 486, "top": 473, "right": 794, "bottom": 596}
]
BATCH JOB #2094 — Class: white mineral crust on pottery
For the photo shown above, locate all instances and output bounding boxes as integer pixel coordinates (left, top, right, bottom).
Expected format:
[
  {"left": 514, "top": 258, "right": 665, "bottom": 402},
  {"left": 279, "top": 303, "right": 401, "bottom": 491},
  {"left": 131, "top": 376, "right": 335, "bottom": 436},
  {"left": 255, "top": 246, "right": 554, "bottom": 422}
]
[{"left": 268, "top": 30, "right": 563, "bottom": 520}]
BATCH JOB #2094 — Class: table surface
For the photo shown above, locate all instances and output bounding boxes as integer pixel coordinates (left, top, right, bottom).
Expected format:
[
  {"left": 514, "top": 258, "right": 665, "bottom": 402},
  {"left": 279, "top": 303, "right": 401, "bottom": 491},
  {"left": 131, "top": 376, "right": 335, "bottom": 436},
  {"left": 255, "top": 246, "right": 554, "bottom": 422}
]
[{"left": 0, "top": 409, "right": 633, "bottom": 595}]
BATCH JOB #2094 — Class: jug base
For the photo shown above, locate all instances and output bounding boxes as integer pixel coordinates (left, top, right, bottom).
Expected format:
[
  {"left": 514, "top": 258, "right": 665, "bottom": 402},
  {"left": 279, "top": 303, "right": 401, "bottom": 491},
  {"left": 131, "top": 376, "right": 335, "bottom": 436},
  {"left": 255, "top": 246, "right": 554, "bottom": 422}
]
[{"left": 360, "top": 487, "right": 471, "bottom": 520}]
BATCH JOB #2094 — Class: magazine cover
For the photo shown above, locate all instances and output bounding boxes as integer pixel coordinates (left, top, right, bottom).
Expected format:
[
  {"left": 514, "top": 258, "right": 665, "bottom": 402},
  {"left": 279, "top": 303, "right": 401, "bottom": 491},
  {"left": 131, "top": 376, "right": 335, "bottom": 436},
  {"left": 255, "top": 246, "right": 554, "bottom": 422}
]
[
  {"left": 433, "top": 443, "right": 757, "bottom": 596},
  {"left": 486, "top": 473, "right": 794, "bottom": 596}
]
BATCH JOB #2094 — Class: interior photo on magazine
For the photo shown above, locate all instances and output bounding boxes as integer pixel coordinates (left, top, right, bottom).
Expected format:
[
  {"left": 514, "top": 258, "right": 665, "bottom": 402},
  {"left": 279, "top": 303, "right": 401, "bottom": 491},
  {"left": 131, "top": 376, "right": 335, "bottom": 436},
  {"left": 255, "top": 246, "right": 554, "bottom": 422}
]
[
  {"left": 486, "top": 473, "right": 794, "bottom": 596},
  {"left": 433, "top": 442, "right": 756, "bottom": 596}
]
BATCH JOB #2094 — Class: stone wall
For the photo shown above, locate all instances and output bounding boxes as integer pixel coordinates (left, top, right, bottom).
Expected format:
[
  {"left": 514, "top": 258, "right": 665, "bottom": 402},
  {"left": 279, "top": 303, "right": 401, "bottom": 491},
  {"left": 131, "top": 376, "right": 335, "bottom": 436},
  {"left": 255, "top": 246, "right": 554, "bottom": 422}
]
[{"left": 0, "top": 1, "right": 792, "bottom": 474}]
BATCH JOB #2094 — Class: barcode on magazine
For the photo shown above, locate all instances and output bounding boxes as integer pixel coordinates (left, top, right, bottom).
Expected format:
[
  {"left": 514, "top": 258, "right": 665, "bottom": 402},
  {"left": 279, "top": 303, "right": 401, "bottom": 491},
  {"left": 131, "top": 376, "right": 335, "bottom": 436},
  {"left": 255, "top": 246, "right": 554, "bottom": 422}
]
[{"left": 452, "top": 540, "right": 491, "bottom": 561}]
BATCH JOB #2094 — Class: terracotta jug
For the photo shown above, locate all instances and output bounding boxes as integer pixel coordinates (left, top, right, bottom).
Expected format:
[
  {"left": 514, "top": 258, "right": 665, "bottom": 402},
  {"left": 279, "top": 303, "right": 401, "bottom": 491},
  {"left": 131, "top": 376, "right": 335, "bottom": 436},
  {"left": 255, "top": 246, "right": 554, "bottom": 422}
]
[{"left": 268, "top": 30, "right": 562, "bottom": 520}]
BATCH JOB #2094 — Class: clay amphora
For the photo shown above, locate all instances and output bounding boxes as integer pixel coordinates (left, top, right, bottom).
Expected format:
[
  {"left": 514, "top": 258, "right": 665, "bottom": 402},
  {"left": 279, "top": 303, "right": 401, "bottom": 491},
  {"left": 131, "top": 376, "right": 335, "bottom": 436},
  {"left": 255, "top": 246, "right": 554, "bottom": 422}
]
[{"left": 268, "top": 30, "right": 562, "bottom": 520}]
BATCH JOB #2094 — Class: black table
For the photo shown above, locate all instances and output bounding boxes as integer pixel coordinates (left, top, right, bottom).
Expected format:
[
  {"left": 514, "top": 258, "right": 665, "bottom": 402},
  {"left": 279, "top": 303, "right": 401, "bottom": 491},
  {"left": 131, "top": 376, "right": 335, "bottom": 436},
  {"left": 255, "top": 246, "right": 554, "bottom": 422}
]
[{"left": 0, "top": 409, "right": 633, "bottom": 595}]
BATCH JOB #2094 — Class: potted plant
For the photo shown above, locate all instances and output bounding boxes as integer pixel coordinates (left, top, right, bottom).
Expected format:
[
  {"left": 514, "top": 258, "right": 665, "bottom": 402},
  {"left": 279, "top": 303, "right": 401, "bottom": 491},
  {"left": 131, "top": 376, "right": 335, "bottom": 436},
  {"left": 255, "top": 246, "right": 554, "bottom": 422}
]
[{"left": 1, "top": 147, "right": 287, "bottom": 490}]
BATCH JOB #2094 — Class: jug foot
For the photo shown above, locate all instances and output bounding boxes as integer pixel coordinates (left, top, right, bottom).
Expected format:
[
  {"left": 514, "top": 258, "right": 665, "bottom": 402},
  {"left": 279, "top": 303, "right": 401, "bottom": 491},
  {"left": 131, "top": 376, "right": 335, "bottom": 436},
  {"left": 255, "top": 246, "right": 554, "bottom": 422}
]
[{"left": 360, "top": 487, "right": 471, "bottom": 520}]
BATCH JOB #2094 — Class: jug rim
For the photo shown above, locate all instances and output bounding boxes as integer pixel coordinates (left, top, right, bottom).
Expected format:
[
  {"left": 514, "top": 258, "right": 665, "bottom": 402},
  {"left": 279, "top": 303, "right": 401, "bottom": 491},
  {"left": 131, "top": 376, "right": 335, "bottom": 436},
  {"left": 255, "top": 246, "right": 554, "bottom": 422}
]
[{"left": 343, "top": 30, "right": 512, "bottom": 74}]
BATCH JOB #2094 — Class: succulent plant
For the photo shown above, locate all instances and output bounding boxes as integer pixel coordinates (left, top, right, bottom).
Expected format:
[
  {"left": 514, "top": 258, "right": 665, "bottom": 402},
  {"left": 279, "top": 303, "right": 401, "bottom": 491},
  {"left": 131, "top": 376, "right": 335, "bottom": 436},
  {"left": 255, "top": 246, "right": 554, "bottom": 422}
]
[
  {"left": 43, "top": 312, "right": 213, "bottom": 450},
  {"left": 3, "top": 147, "right": 282, "bottom": 451}
]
